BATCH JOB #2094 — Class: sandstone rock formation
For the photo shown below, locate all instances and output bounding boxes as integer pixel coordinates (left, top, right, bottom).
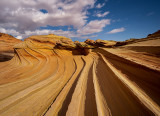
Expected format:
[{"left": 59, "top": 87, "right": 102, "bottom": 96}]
[
  {"left": 0, "top": 33, "right": 160, "bottom": 116},
  {"left": 0, "top": 33, "right": 21, "bottom": 61},
  {"left": 147, "top": 30, "right": 160, "bottom": 38},
  {"left": 24, "top": 34, "right": 75, "bottom": 49},
  {"left": 0, "top": 33, "right": 21, "bottom": 52},
  {"left": 95, "top": 39, "right": 117, "bottom": 47},
  {"left": 84, "top": 39, "right": 95, "bottom": 45},
  {"left": 115, "top": 30, "right": 160, "bottom": 47},
  {"left": 15, "top": 34, "right": 94, "bottom": 56}
]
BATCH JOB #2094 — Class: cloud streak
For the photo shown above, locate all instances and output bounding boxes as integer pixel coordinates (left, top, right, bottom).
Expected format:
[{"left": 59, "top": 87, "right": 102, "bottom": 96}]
[
  {"left": 96, "top": 11, "right": 109, "bottom": 17},
  {"left": 108, "top": 27, "right": 125, "bottom": 34},
  {"left": 96, "top": 3, "right": 105, "bottom": 8}
]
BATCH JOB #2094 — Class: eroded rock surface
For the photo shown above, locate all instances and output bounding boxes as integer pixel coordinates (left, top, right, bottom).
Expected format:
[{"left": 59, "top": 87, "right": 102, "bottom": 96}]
[
  {"left": 0, "top": 33, "right": 21, "bottom": 61},
  {"left": 0, "top": 33, "right": 160, "bottom": 116}
]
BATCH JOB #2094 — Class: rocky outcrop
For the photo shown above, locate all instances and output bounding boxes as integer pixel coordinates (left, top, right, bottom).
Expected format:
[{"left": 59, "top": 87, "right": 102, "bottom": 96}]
[
  {"left": 84, "top": 39, "right": 117, "bottom": 47},
  {"left": 147, "top": 30, "right": 160, "bottom": 38},
  {"left": 0, "top": 33, "right": 21, "bottom": 53},
  {"left": 0, "top": 33, "right": 21, "bottom": 62},
  {"left": 14, "top": 34, "right": 94, "bottom": 56},
  {"left": 115, "top": 30, "right": 160, "bottom": 47},
  {"left": 0, "top": 33, "right": 160, "bottom": 116},
  {"left": 16, "top": 34, "right": 118, "bottom": 56},
  {"left": 23, "top": 34, "right": 75, "bottom": 49},
  {"left": 95, "top": 39, "right": 117, "bottom": 47},
  {"left": 84, "top": 39, "right": 95, "bottom": 45}
]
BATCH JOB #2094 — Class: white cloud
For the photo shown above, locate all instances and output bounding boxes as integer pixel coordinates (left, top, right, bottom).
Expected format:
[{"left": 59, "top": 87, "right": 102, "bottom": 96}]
[
  {"left": 0, "top": 28, "right": 20, "bottom": 36},
  {"left": 108, "top": 27, "right": 125, "bottom": 34},
  {"left": 96, "top": 11, "right": 109, "bottom": 17},
  {"left": 24, "top": 29, "right": 78, "bottom": 38},
  {"left": 0, "top": 27, "right": 78, "bottom": 39},
  {"left": 0, "top": 0, "right": 95, "bottom": 33},
  {"left": 16, "top": 36, "right": 23, "bottom": 40},
  {"left": 0, "top": 22, "right": 110, "bottom": 39},
  {"left": 0, "top": 0, "right": 113, "bottom": 39},
  {"left": 96, "top": 3, "right": 105, "bottom": 8},
  {"left": 77, "top": 19, "right": 110, "bottom": 35}
]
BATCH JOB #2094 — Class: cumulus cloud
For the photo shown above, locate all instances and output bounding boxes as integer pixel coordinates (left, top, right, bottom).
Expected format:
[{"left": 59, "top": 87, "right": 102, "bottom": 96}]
[
  {"left": 77, "top": 19, "right": 110, "bottom": 35},
  {"left": 0, "top": 0, "right": 95, "bottom": 33},
  {"left": 16, "top": 36, "right": 23, "bottom": 40},
  {"left": 0, "top": 27, "right": 79, "bottom": 39},
  {"left": 0, "top": 0, "right": 112, "bottom": 39},
  {"left": 108, "top": 27, "right": 125, "bottom": 34},
  {"left": 96, "top": 11, "right": 109, "bottom": 17},
  {"left": 96, "top": 3, "right": 105, "bottom": 8},
  {"left": 0, "top": 28, "right": 20, "bottom": 36},
  {"left": 24, "top": 29, "right": 79, "bottom": 38}
]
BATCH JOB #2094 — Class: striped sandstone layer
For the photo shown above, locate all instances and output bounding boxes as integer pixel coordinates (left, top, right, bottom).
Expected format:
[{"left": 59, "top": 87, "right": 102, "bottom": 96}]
[{"left": 0, "top": 34, "right": 160, "bottom": 116}]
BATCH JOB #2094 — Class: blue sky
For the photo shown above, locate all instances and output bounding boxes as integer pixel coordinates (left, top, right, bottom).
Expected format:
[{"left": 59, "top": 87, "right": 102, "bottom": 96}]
[
  {"left": 0, "top": 0, "right": 160, "bottom": 41},
  {"left": 101, "top": 0, "right": 160, "bottom": 41}
]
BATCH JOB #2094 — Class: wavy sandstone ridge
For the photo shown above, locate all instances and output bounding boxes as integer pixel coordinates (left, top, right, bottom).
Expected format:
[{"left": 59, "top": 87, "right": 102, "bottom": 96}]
[
  {"left": 0, "top": 34, "right": 160, "bottom": 116},
  {"left": 0, "top": 33, "right": 22, "bottom": 62}
]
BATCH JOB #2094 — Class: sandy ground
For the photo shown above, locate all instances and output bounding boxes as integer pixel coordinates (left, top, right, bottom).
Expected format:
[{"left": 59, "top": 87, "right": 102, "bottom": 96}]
[{"left": 0, "top": 46, "right": 160, "bottom": 116}]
